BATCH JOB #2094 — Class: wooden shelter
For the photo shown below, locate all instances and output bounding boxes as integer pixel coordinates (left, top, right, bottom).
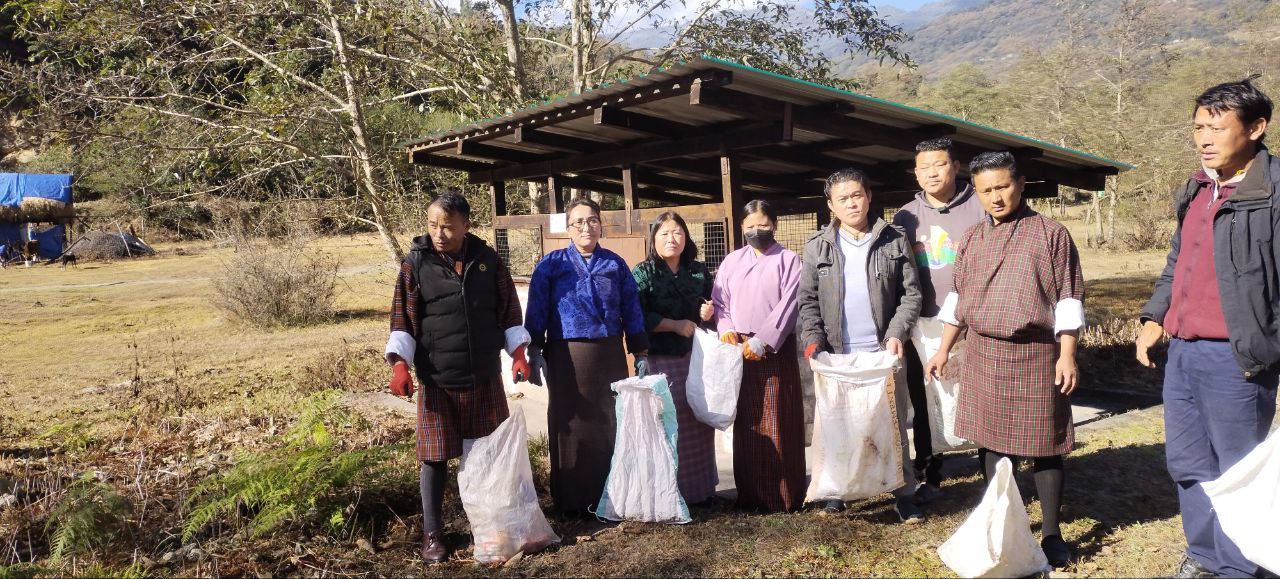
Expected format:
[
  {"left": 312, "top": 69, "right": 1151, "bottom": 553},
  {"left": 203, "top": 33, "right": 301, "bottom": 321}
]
[{"left": 404, "top": 57, "right": 1132, "bottom": 274}]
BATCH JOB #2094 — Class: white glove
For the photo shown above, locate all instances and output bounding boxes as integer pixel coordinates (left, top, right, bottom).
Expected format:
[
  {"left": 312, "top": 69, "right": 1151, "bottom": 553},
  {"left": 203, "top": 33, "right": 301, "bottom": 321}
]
[{"left": 746, "top": 336, "right": 767, "bottom": 357}]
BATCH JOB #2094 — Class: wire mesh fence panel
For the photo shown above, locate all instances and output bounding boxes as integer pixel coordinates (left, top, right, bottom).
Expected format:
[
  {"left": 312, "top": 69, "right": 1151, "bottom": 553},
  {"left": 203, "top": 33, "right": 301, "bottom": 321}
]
[
  {"left": 775, "top": 212, "right": 818, "bottom": 257},
  {"left": 494, "top": 227, "right": 542, "bottom": 277},
  {"left": 697, "top": 220, "right": 728, "bottom": 276}
]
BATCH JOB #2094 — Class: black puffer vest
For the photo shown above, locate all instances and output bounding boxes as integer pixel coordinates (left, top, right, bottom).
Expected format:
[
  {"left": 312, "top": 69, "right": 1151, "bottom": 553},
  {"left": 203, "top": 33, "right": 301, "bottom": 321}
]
[{"left": 406, "top": 233, "right": 505, "bottom": 389}]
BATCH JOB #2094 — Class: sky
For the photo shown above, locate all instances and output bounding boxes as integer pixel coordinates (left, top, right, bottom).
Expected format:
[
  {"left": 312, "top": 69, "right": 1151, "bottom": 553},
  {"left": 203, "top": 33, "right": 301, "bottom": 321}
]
[{"left": 869, "top": 0, "right": 937, "bottom": 9}]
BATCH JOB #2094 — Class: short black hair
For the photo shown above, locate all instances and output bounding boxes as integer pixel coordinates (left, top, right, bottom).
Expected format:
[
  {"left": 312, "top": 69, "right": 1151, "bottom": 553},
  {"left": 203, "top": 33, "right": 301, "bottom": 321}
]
[
  {"left": 915, "top": 137, "right": 954, "bottom": 157},
  {"left": 969, "top": 151, "right": 1019, "bottom": 180},
  {"left": 823, "top": 168, "right": 871, "bottom": 200},
  {"left": 565, "top": 196, "right": 602, "bottom": 218},
  {"left": 429, "top": 191, "right": 471, "bottom": 220},
  {"left": 1195, "top": 75, "right": 1272, "bottom": 143},
  {"left": 646, "top": 211, "right": 699, "bottom": 267},
  {"left": 742, "top": 199, "right": 778, "bottom": 224}
]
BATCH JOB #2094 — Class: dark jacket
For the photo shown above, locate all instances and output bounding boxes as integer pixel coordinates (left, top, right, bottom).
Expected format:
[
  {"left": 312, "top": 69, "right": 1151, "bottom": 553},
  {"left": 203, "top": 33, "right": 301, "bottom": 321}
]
[
  {"left": 1141, "top": 147, "right": 1280, "bottom": 378},
  {"left": 407, "top": 233, "right": 505, "bottom": 389},
  {"left": 798, "top": 218, "right": 923, "bottom": 353}
]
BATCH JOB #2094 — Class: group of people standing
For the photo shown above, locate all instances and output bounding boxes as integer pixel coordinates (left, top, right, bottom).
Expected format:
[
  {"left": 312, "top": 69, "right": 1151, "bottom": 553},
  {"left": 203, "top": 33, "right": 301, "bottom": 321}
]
[{"left": 383, "top": 76, "right": 1276, "bottom": 578}]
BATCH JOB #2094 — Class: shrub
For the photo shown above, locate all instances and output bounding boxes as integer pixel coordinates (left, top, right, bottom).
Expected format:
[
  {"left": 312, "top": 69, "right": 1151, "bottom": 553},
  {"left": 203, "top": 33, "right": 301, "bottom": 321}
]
[{"left": 210, "top": 237, "right": 339, "bottom": 328}]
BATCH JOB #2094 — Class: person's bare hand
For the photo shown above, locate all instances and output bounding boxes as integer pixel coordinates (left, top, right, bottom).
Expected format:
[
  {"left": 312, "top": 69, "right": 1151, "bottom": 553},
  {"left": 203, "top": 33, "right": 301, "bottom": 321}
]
[
  {"left": 1055, "top": 355, "right": 1079, "bottom": 395},
  {"left": 884, "top": 337, "right": 904, "bottom": 359},
  {"left": 925, "top": 352, "right": 949, "bottom": 381},
  {"left": 676, "top": 319, "right": 697, "bottom": 338},
  {"left": 699, "top": 300, "right": 714, "bottom": 322},
  {"left": 1135, "top": 320, "right": 1164, "bottom": 368}
]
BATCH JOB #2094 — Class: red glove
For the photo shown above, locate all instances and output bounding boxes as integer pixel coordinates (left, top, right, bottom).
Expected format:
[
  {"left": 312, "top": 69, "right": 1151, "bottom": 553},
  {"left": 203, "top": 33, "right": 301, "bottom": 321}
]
[
  {"left": 389, "top": 361, "right": 414, "bottom": 398},
  {"left": 511, "top": 345, "right": 531, "bottom": 383},
  {"left": 804, "top": 343, "right": 820, "bottom": 359}
]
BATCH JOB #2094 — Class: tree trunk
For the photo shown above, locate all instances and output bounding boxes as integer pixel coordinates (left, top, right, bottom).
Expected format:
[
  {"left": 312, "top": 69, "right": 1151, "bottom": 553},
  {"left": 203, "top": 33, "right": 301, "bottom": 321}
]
[
  {"left": 495, "top": 0, "right": 526, "bottom": 103},
  {"left": 527, "top": 181, "right": 546, "bottom": 214},
  {"left": 570, "top": 0, "right": 587, "bottom": 93},
  {"left": 325, "top": 0, "right": 404, "bottom": 263},
  {"left": 1092, "top": 191, "right": 1104, "bottom": 246}
]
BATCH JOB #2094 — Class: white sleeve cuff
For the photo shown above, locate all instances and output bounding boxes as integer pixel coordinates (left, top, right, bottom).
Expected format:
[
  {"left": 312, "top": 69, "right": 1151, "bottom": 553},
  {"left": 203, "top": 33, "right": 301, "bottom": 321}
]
[
  {"left": 385, "top": 330, "right": 416, "bottom": 367},
  {"left": 504, "top": 326, "right": 531, "bottom": 355},
  {"left": 1054, "top": 297, "right": 1085, "bottom": 340},
  {"left": 938, "top": 292, "right": 962, "bottom": 326}
]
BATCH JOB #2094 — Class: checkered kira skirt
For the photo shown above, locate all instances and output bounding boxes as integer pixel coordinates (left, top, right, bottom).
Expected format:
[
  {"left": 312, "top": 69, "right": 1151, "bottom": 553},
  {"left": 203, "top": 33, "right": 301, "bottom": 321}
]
[
  {"left": 648, "top": 352, "right": 719, "bottom": 504},
  {"left": 734, "top": 335, "right": 806, "bottom": 513}
]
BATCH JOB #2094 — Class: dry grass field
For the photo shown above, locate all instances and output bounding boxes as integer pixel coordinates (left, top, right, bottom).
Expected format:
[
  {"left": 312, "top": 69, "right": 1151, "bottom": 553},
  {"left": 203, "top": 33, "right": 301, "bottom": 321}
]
[{"left": 0, "top": 226, "right": 1189, "bottom": 577}]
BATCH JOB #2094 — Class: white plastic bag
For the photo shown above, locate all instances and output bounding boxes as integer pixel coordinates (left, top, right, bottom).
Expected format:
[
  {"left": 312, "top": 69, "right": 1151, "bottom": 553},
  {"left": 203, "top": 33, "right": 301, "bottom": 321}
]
[
  {"left": 1203, "top": 429, "right": 1280, "bottom": 573},
  {"left": 938, "top": 457, "right": 1051, "bottom": 578},
  {"left": 457, "top": 411, "right": 560, "bottom": 564},
  {"left": 805, "top": 350, "right": 904, "bottom": 502},
  {"left": 686, "top": 328, "right": 744, "bottom": 430},
  {"left": 594, "top": 374, "right": 691, "bottom": 524},
  {"left": 911, "top": 317, "right": 976, "bottom": 454}
]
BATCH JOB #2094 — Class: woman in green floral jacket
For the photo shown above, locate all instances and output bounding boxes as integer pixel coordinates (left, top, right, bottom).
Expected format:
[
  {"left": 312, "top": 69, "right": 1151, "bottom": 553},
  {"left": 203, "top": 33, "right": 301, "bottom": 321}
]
[{"left": 632, "top": 211, "right": 719, "bottom": 504}]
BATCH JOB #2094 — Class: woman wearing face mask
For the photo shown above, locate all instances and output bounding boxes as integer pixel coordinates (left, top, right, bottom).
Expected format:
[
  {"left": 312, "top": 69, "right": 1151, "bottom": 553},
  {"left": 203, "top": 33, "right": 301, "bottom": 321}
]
[
  {"left": 523, "top": 197, "right": 649, "bottom": 516},
  {"left": 632, "top": 211, "right": 719, "bottom": 505},
  {"left": 711, "top": 199, "right": 805, "bottom": 513}
]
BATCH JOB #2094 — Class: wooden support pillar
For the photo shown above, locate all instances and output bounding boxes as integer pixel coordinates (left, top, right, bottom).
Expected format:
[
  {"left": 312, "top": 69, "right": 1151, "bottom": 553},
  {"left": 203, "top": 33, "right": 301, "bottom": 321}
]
[
  {"left": 547, "top": 175, "right": 565, "bottom": 213},
  {"left": 721, "top": 154, "right": 744, "bottom": 250},
  {"left": 621, "top": 164, "right": 638, "bottom": 235},
  {"left": 489, "top": 180, "right": 506, "bottom": 218}
]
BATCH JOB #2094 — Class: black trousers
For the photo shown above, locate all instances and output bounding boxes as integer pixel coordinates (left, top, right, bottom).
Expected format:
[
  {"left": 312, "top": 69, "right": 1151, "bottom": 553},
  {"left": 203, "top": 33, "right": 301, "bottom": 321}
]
[{"left": 903, "top": 340, "right": 942, "bottom": 486}]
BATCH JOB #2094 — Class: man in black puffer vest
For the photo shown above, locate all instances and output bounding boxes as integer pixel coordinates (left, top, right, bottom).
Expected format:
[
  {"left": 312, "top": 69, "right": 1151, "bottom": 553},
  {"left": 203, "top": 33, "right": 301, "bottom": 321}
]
[{"left": 384, "top": 192, "right": 532, "bottom": 564}]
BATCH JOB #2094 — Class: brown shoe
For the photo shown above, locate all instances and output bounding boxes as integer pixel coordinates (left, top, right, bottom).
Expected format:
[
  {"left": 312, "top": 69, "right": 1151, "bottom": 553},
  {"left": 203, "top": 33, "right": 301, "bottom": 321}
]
[{"left": 421, "top": 531, "right": 447, "bottom": 563}]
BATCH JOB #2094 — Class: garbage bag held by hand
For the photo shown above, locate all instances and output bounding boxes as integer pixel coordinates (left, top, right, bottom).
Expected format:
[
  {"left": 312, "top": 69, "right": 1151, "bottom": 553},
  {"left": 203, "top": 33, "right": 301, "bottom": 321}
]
[
  {"left": 911, "top": 318, "right": 975, "bottom": 454},
  {"left": 938, "top": 457, "right": 1051, "bottom": 578},
  {"left": 1203, "top": 429, "right": 1280, "bottom": 574},
  {"left": 594, "top": 374, "right": 691, "bottom": 524},
  {"left": 686, "top": 328, "right": 744, "bottom": 430},
  {"left": 457, "top": 412, "right": 560, "bottom": 564},
  {"left": 805, "top": 350, "right": 904, "bottom": 503}
]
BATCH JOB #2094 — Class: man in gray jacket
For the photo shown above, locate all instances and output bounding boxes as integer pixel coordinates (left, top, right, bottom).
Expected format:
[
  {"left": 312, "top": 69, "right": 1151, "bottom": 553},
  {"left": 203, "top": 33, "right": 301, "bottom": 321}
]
[{"left": 798, "top": 167, "right": 924, "bottom": 522}]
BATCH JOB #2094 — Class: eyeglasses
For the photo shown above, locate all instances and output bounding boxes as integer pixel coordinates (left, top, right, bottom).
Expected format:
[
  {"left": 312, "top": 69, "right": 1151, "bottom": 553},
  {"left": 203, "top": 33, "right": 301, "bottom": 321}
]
[{"left": 568, "top": 217, "right": 602, "bottom": 230}]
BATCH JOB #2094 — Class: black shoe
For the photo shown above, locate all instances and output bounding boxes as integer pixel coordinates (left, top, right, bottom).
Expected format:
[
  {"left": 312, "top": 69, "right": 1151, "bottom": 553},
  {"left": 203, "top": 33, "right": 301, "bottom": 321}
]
[
  {"left": 895, "top": 496, "right": 924, "bottom": 524},
  {"left": 915, "top": 483, "right": 944, "bottom": 504},
  {"left": 1041, "top": 535, "right": 1075, "bottom": 569},
  {"left": 820, "top": 499, "right": 845, "bottom": 514},
  {"left": 421, "top": 531, "right": 447, "bottom": 563},
  {"left": 1171, "top": 554, "right": 1217, "bottom": 578}
]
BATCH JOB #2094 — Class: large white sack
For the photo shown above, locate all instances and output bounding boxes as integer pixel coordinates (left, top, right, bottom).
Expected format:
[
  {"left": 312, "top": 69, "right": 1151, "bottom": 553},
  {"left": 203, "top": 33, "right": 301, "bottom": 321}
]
[
  {"left": 594, "top": 374, "right": 691, "bottom": 524},
  {"left": 1203, "top": 429, "right": 1280, "bottom": 574},
  {"left": 686, "top": 328, "right": 744, "bottom": 430},
  {"left": 938, "top": 457, "right": 1051, "bottom": 578},
  {"left": 805, "top": 350, "right": 904, "bottom": 503},
  {"left": 911, "top": 317, "right": 976, "bottom": 454},
  {"left": 457, "top": 411, "right": 560, "bottom": 564}
]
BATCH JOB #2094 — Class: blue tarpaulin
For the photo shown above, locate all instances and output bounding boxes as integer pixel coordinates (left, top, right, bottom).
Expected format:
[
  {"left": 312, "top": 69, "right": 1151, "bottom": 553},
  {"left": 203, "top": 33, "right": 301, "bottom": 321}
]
[
  {"left": 0, "top": 222, "right": 18, "bottom": 246},
  {"left": 32, "top": 225, "right": 66, "bottom": 258},
  {"left": 0, "top": 173, "right": 74, "bottom": 207}
]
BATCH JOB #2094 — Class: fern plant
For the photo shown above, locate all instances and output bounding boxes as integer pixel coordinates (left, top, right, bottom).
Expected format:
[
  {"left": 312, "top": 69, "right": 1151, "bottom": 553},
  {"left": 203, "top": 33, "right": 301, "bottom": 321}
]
[
  {"left": 183, "top": 390, "right": 404, "bottom": 542},
  {"left": 43, "top": 473, "right": 131, "bottom": 562}
]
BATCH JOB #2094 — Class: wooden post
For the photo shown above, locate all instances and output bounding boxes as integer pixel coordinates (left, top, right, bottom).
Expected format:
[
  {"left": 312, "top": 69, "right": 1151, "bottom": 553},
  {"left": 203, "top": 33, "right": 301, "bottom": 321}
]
[
  {"left": 720, "top": 154, "right": 743, "bottom": 250},
  {"left": 489, "top": 180, "right": 506, "bottom": 218},
  {"left": 621, "top": 164, "right": 638, "bottom": 235},
  {"left": 547, "top": 175, "right": 565, "bottom": 213}
]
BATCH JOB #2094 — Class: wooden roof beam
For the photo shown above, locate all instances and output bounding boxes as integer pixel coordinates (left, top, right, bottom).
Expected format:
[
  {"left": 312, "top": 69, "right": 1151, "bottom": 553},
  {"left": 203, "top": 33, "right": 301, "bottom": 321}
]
[
  {"left": 513, "top": 127, "right": 620, "bottom": 153},
  {"left": 594, "top": 105, "right": 699, "bottom": 138},
  {"left": 578, "top": 167, "right": 720, "bottom": 198},
  {"left": 455, "top": 140, "right": 553, "bottom": 164},
  {"left": 470, "top": 121, "right": 791, "bottom": 184},
  {"left": 410, "top": 152, "right": 505, "bottom": 171}
]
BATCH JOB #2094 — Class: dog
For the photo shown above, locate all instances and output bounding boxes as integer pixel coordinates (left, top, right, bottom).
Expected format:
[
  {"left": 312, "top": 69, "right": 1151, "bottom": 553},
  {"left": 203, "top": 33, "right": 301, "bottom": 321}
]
[{"left": 42, "top": 253, "right": 78, "bottom": 269}]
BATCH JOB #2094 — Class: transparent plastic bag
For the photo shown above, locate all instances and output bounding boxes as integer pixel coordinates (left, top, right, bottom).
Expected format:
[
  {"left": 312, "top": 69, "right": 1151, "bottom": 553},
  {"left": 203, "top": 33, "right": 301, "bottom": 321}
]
[
  {"left": 594, "top": 375, "right": 691, "bottom": 524},
  {"left": 686, "top": 329, "right": 743, "bottom": 430}
]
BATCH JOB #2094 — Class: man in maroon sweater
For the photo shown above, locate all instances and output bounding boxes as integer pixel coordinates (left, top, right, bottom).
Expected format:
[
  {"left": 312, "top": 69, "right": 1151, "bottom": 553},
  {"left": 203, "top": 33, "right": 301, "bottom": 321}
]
[{"left": 1137, "top": 77, "right": 1276, "bottom": 578}]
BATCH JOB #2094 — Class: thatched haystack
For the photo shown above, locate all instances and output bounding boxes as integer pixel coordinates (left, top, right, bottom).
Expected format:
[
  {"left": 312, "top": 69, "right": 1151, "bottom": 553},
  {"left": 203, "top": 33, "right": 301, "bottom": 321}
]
[
  {"left": 70, "top": 230, "right": 157, "bottom": 261},
  {"left": 0, "top": 197, "right": 75, "bottom": 222}
]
